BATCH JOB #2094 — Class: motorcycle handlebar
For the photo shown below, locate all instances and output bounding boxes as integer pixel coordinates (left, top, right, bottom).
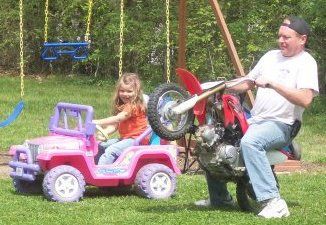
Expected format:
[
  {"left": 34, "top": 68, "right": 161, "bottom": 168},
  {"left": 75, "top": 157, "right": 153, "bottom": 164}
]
[{"left": 225, "top": 77, "right": 255, "bottom": 89}]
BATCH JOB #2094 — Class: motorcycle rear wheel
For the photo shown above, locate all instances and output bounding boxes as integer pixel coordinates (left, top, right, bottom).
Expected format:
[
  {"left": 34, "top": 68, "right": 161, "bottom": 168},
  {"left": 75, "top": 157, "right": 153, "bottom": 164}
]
[
  {"left": 236, "top": 177, "right": 259, "bottom": 212},
  {"left": 236, "top": 169, "right": 280, "bottom": 212},
  {"left": 147, "top": 83, "right": 195, "bottom": 141}
]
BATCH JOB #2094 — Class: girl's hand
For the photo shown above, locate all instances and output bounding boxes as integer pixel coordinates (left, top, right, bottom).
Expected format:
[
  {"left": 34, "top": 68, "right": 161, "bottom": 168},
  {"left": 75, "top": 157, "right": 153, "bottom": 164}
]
[
  {"left": 96, "top": 132, "right": 107, "bottom": 141},
  {"left": 95, "top": 124, "right": 117, "bottom": 141},
  {"left": 92, "top": 119, "right": 99, "bottom": 125}
]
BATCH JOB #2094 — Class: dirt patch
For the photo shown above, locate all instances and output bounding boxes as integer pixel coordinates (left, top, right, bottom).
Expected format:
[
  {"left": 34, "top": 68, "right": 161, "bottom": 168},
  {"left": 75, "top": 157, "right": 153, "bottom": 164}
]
[
  {"left": 300, "top": 161, "right": 326, "bottom": 173},
  {"left": 0, "top": 154, "right": 12, "bottom": 179}
]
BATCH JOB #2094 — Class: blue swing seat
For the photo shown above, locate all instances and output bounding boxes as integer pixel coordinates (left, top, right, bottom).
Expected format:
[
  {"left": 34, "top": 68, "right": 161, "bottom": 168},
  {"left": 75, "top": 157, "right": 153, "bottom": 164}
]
[
  {"left": 0, "top": 101, "right": 24, "bottom": 128},
  {"left": 41, "top": 42, "right": 89, "bottom": 61}
]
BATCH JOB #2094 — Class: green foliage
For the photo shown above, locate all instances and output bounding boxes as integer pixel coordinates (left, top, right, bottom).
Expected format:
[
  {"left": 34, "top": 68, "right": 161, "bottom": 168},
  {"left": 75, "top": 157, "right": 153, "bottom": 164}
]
[{"left": 0, "top": 0, "right": 325, "bottom": 91}]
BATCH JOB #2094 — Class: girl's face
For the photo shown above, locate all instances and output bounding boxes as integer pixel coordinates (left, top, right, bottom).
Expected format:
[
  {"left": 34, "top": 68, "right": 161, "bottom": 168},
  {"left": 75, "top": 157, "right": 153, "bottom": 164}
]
[{"left": 118, "top": 82, "right": 136, "bottom": 104}]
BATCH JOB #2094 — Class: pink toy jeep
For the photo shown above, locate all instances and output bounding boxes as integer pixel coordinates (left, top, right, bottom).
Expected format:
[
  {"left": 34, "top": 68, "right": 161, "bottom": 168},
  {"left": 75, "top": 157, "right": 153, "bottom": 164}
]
[{"left": 9, "top": 102, "right": 180, "bottom": 202}]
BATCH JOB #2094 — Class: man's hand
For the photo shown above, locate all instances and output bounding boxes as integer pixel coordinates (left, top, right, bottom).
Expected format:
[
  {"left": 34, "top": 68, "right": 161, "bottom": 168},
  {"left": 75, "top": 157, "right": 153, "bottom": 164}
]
[{"left": 254, "top": 77, "right": 273, "bottom": 88}]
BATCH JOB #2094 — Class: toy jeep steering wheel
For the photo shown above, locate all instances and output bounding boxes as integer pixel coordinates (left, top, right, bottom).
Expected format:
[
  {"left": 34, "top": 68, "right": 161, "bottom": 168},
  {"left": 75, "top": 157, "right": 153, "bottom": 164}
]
[{"left": 95, "top": 125, "right": 109, "bottom": 141}]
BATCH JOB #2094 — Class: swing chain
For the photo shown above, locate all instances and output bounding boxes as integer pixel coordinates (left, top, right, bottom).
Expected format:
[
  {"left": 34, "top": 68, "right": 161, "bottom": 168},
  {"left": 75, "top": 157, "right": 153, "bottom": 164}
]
[
  {"left": 44, "top": 0, "right": 49, "bottom": 43},
  {"left": 165, "top": 0, "right": 171, "bottom": 83},
  {"left": 19, "top": 0, "right": 25, "bottom": 98},
  {"left": 85, "top": 0, "right": 93, "bottom": 43},
  {"left": 118, "top": 0, "right": 125, "bottom": 78}
]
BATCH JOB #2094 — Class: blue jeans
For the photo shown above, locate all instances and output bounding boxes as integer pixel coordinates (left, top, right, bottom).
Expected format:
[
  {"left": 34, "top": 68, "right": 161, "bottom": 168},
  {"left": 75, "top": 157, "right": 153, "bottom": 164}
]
[
  {"left": 205, "top": 172, "right": 233, "bottom": 206},
  {"left": 206, "top": 120, "right": 292, "bottom": 203},
  {"left": 98, "top": 138, "right": 134, "bottom": 165}
]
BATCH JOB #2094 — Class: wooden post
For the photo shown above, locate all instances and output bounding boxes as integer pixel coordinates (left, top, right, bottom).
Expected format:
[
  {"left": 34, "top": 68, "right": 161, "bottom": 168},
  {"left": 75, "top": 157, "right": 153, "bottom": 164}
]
[
  {"left": 177, "top": 0, "right": 187, "bottom": 69},
  {"left": 209, "top": 0, "right": 254, "bottom": 105}
]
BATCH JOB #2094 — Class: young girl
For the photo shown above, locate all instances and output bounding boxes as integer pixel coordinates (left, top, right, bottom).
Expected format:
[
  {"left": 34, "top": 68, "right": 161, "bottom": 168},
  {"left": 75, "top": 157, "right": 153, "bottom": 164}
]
[{"left": 93, "top": 73, "right": 148, "bottom": 165}]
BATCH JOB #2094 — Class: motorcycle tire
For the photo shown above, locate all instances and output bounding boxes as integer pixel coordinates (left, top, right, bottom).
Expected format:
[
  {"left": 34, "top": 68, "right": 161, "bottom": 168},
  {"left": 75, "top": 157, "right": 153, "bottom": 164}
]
[
  {"left": 147, "top": 83, "right": 195, "bottom": 141},
  {"left": 236, "top": 177, "right": 259, "bottom": 212},
  {"left": 236, "top": 169, "right": 280, "bottom": 212}
]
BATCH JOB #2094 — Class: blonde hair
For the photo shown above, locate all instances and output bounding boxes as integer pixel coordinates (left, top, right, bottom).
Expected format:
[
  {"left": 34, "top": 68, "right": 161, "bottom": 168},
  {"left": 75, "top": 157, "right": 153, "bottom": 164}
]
[{"left": 112, "top": 73, "right": 146, "bottom": 114}]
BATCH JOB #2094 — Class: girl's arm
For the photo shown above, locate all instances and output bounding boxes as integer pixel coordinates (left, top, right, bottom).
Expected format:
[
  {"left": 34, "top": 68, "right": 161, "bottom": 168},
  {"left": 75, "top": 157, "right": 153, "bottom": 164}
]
[
  {"left": 102, "top": 124, "right": 118, "bottom": 135},
  {"left": 96, "top": 124, "right": 118, "bottom": 141},
  {"left": 93, "top": 110, "right": 131, "bottom": 126}
]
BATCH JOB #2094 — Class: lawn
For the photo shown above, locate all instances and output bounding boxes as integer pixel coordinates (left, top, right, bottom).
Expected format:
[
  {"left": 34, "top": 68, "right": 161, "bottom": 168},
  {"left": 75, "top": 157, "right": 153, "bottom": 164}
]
[
  {"left": 0, "top": 74, "right": 325, "bottom": 225},
  {"left": 0, "top": 173, "right": 325, "bottom": 225}
]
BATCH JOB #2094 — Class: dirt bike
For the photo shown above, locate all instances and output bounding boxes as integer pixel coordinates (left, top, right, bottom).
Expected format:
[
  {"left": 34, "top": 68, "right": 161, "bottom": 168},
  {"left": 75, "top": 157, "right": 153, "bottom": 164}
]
[{"left": 147, "top": 68, "right": 301, "bottom": 212}]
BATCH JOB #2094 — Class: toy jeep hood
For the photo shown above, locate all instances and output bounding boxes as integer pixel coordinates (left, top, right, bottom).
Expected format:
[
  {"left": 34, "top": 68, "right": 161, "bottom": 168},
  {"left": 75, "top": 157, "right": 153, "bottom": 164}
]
[{"left": 26, "top": 135, "right": 85, "bottom": 151}]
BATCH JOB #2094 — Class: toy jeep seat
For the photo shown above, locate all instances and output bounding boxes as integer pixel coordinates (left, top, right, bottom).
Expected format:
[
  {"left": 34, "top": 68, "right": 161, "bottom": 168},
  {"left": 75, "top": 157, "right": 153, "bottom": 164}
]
[{"left": 94, "top": 127, "right": 167, "bottom": 164}]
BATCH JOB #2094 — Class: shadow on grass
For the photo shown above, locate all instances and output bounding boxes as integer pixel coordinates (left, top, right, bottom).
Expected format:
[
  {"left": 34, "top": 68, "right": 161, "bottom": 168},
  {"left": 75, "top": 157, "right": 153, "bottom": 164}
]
[
  {"left": 286, "top": 200, "right": 301, "bottom": 207},
  {"left": 85, "top": 186, "right": 136, "bottom": 198},
  {"left": 138, "top": 202, "right": 244, "bottom": 214}
]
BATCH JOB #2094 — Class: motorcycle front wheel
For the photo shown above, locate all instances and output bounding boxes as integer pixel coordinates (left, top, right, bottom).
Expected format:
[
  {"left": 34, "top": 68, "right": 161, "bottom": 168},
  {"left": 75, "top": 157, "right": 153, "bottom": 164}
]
[{"left": 147, "top": 83, "right": 195, "bottom": 141}]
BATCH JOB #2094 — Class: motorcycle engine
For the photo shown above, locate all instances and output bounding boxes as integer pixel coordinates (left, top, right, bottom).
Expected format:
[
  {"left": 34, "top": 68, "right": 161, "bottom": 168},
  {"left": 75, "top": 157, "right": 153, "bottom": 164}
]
[{"left": 194, "top": 124, "right": 245, "bottom": 179}]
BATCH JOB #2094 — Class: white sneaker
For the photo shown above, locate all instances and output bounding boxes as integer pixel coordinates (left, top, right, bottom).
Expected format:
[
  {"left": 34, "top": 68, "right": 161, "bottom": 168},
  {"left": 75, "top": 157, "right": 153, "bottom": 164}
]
[
  {"left": 258, "top": 198, "right": 290, "bottom": 218},
  {"left": 194, "top": 197, "right": 235, "bottom": 208},
  {"left": 194, "top": 199, "right": 211, "bottom": 207}
]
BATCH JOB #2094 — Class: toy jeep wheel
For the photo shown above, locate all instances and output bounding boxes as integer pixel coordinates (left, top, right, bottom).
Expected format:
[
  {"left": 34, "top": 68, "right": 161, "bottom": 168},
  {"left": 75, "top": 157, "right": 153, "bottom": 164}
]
[
  {"left": 13, "top": 177, "right": 43, "bottom": 194},
  {"left": 43, "top": 165, "right": 86, "bottom": 202},
  {"left": 134, "top": 163, "right": 176, "bottom": 199}
]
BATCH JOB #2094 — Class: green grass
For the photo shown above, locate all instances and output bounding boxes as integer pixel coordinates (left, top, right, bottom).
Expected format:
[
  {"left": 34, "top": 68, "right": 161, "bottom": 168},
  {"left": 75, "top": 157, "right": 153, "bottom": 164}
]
[
  {"left": 0, "top": 75, "right": 114, "bottom": 150},
  {"left": 296, "top": 97, "right": 326, "bottom": 162},
  {"left": 0, "top": 174, "right": 325, "bottom": 225}
]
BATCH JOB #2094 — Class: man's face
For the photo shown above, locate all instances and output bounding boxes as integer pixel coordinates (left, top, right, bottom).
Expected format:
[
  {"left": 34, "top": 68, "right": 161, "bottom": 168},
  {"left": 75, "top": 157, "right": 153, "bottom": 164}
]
[{"left": 278, "top": 21, "right": 307, "bottom": 57}]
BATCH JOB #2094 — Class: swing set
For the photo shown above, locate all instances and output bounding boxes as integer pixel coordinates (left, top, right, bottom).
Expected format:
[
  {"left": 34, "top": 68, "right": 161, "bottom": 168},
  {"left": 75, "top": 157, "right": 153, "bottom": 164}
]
[
  {"left": 0, "top": 0, "right": 25, "bottom": 128},
  {"left": 40, "top": 0, "right": 94, "bottom": 61},
  {"left": 1, "top": 0, "right": 93, "bottom": 128}
]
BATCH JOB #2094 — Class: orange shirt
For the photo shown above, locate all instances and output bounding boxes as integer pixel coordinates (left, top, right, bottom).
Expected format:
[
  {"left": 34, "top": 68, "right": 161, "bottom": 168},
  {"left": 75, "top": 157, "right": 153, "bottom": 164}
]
[{"left": 118, "top": 104, "right": 149, "bottom": 144}]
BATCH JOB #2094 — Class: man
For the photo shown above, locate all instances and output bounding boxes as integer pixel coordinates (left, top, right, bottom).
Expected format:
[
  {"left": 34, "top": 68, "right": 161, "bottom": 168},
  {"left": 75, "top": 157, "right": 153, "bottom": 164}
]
[{"left": 195, "top": 16, "right": 319, "bottom": 218}]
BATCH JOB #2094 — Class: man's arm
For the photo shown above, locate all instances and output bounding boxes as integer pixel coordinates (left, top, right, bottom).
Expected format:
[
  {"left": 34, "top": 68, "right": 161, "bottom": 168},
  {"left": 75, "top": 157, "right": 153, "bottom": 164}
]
[
  {"left": 255, "top": 77, "right": 314, "bottom": 108},
  {"left": 227, "top": 79, "right": 255, "bottom": 93}
]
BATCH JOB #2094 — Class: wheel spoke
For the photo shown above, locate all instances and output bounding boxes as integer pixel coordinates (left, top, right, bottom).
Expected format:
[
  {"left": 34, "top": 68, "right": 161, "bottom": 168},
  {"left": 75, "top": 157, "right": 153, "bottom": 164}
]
[
  {"left": 55, "top": 173, "right": 79, "bottom": 198},
  {"left": 157, "top": 90, "right": 188, "bottom": 132},
  {"left": 150, "top": 172, "right": 171, "bottom": 195}
]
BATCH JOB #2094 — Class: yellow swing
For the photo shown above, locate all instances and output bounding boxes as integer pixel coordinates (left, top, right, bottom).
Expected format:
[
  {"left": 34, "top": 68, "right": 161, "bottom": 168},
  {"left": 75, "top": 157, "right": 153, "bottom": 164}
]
[
  {"left": 0, "top": 0, "right": 25, "bottom": 128},
  {"left": 96, "top": 0, "right": 172, "bottom": 141},
  {"left": 117, "top": 0, "right": 171, "bottom": 83}
]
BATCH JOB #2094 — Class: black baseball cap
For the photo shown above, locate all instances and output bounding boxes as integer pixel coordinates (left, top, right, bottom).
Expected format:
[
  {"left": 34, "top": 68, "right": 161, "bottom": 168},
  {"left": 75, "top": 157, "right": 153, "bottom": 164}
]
[{"left": 281, "top": 16, "right": 310, "bottom": 36}]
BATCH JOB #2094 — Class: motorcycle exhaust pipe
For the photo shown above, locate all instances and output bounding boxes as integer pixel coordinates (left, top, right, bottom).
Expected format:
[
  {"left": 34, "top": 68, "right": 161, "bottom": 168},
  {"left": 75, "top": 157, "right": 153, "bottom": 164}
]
[{"left": 171, "top": 84, "right": 226, "bottom": 115}]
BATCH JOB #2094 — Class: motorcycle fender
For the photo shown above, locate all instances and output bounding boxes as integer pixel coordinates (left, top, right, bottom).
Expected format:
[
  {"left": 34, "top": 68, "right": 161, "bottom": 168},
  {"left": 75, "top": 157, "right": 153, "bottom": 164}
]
[
  {"left": 266, "top": 150, "right": 287, "bottom": 165},
  {"left": 176, "top": 68, "right": 206, "bottom": 124}
]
